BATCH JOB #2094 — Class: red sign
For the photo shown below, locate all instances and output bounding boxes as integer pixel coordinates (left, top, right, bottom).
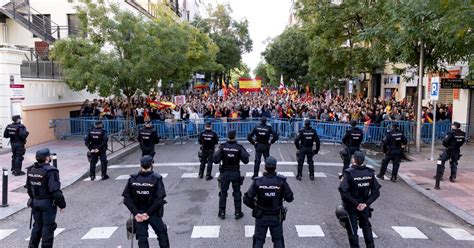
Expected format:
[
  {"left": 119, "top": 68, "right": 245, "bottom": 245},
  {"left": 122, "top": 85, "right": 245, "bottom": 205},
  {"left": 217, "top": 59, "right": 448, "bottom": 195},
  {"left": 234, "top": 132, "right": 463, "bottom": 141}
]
[
  {"left": 453, "top": 89, "right": 459, "bottom": 100},
  {"left": 10, "top": 84, "right": 25, "bottom": 101}
]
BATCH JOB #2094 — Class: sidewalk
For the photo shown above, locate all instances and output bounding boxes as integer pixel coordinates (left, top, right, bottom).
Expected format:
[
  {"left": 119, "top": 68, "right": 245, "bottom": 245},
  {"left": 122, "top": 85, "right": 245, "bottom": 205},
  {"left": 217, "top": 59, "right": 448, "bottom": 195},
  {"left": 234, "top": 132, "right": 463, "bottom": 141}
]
[
  {"left": 399, "top": 142, "right": 474, "bottom": 225},
  {"left": 0, "top": 137, "right": 138, "bottom": 219}
]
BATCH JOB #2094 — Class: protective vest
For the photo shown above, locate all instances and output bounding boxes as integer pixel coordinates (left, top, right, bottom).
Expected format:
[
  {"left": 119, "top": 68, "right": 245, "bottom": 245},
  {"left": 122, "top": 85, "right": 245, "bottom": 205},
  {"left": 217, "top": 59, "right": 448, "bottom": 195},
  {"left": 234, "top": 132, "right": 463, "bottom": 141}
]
[
  {"left": 255, "top": 174, "right": 285, "bottom": 214},
  {"left": 129, "top": 172, "right": 161, "bottom": 210},
  {"left": 139, "top": 127, "right": 157, "bottom": 146},
  {"left": 199, "top": 130, "right": 218, "bottom": 150},
  {"left": 344, "top": 167, "right": 374, "bottom": 204},
  {"left": 443, "top": 129, "right": 466, "bottom": 151},
  {"left": 5, "top": 123, "right": 27, "bottom": 144},
  {"left": 255, "top": 125, "right": 272, "bottom": 144},
  {"left": 88, "top": 128, "right": 105, "bottom": 148},
  {"left": 27, "top": 163, "right": 56, "bottom": 199},
  {"left": 343, "top": 127, "right": 363, "bottom": 147},
  {"left": 220, "top": 142, "right": 243, "bottom": 171},
  {"left": 299, "top": 127, "right": 317, "bottom": 147}
]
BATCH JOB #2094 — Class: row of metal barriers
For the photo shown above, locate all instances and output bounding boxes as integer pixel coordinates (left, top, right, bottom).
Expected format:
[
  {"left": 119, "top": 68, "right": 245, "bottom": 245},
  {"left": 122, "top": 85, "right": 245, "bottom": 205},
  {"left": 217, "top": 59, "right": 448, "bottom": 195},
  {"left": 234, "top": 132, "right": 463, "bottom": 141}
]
[{"left": 52, "top": 118, "right": 470, "bottom": 144}]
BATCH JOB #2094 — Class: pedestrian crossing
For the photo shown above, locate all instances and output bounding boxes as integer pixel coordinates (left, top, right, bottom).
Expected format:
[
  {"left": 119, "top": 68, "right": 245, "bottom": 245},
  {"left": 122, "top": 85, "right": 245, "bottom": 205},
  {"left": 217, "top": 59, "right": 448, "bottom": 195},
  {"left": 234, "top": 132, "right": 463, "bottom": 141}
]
[{"left": 1, "top": 225, "right": 473, "bottom": 242}]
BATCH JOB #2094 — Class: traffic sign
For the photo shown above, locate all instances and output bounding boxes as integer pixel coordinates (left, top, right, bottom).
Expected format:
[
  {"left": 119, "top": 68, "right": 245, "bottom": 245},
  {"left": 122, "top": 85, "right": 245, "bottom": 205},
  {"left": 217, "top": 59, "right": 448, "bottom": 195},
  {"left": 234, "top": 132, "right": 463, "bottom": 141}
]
[{"left": 430, "top": 77, "right": 440, "bottom": 101}]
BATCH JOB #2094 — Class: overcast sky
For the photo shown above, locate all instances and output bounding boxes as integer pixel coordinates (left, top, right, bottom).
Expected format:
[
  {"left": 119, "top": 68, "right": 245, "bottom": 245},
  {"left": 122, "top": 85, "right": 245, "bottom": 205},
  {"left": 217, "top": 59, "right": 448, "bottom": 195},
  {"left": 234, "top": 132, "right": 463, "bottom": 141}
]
[{"left": 202, "top": 0, "right": 293, "bottom": 75}]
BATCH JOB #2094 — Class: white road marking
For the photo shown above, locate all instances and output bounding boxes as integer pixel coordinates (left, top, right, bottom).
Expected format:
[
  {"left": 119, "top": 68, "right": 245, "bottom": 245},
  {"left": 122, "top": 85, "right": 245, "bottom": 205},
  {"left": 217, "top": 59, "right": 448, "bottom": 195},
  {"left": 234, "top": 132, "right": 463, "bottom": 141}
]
[
  {"left": 81, "top": 227, "right": 118, "bottom": 240},
  {"left": 392, "top": 226, "right": 428, "bottom": 239},
  {"left": 384, "top": 176, "right": 390, "bottom": 180},
  {"left": 441, "top": 228, "right": 474, "bottom": 241},
  {"left": 148, "top": 228, "right": 157, "bottom": 238},
  {"left": 278, "top": 147, "right": 285, "bottom": 162},
  {"left": 191, "top": 226, "right": 220, "bottom": 238},
  {"left": 295, "top": 225, "right": 325, "bottom": 237},
  {"left": 246, "top": 172, "right": 263, "bottom": 177},
  {"left": 318, "top": 150, "right": 330, "bottom": 155},
  {"left": 313, "top": 172, "right": 327, "bottom": 178},
  {"left": 0, "top": 229, "right": 17, "bottom": 240},
  {"left": 174, "top": 142, "right": 187, "bottom": 145},
  {"left": 357, "top": 229, "right": 378, "bottom": 238},
  {"left": 245, "top": 225, "right": 271, "bottom": 238},
  {"left": 109, "top": 162, "right": 346, "bottom": 169},
  {"left": 215, "top": 172, "right": 220, "bottom": 178},
  {"left": 115, "top": 175, "right": 130, "bottom": 180},
  {"left": 181, "top": 173, "right": 199, "bottom": 178},
  {"left": 278, "top": 172, "right": 295, "bottom": 177},
  {"left": 26, "top": 228, "right": 65, "bottom": 241}
]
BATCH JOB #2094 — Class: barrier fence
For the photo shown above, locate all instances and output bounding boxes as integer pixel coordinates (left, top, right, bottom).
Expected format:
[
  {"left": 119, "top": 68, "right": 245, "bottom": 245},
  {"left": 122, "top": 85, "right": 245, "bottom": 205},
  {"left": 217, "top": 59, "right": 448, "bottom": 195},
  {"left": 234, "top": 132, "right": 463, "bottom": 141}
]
[{"left": 53, "top": 117, "right": 470, "bottom": 144}]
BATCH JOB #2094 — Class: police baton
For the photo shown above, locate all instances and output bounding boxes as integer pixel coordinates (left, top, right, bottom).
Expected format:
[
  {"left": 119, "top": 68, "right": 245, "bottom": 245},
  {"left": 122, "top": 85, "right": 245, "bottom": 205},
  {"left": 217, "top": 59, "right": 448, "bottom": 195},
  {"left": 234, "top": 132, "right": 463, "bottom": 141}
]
[
  {"left": 29, "top": 210, "right": 33, "bottom": 229},
  {"left": 131, "top": 214, "right": 134, "bottom": 248}
]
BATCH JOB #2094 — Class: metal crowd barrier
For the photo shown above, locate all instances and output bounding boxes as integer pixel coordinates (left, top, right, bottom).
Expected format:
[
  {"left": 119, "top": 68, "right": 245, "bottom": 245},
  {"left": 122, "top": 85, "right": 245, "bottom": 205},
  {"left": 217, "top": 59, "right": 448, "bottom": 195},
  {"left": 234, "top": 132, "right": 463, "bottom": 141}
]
[{"left": 53, "top": 118, "right": 135, "bottom": 138}]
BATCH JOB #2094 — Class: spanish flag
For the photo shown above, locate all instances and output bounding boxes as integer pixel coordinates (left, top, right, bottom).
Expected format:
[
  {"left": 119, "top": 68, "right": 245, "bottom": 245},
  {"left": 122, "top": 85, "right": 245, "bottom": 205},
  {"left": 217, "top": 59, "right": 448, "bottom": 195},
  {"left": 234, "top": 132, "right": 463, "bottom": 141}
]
[
  {"left": 228, "top": 83, "right": 237, "bottom": 94},
  {"left": 146, "top": 99, "right": 176, "bottom": 110},
  {"left": 221, "top": 78, "right": 228, "bottom": 97}
]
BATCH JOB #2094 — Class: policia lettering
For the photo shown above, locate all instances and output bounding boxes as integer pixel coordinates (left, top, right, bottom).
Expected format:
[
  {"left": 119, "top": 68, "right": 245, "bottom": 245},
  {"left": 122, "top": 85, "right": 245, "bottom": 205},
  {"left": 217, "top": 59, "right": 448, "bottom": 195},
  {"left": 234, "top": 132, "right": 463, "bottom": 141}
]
[
  {"left": 247, "top": 117, "right": 279, "bottom": 179},
  {"left": 341, "top": 120, "right": 363, "bottom": 173},
  {"left": 198, "top": 121, "right": 219, "bottom": 180},
  {"left": 122, "top": 156, "right": 169, "bottom": 248},
  {"left": 25, "top": 148, "right": 66, "bottom": 248},
  {"left": 214, "top": 130, "right": 250, "bottom": 220},
  {"left": 84, "top": 121, "right": 109, "bottom": 181},
  {"left": 294, "top": 119, "right": 321, "bottom": 181},
  {"left": 435, "top": 122, "right": 465, "bottom": 189},
  {"left": 138, "top": 120, "right": 160, "bottom": 159},
  {"left": 244, "top": 156, "right": 294, "bottom": 248},
  {"left": 338, "top": 151, "right": 380, "bottom": 248},
  {"left": 3, "top": 115, "right": 29, "bottom": 176}
]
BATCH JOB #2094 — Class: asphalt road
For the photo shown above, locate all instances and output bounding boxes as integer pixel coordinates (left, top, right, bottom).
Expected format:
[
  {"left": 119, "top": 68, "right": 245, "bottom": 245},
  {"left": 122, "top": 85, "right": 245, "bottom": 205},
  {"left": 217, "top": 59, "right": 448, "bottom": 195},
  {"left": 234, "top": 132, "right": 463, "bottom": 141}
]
[{"left": 1, "top": 141, "right": 473, "bottom": 248}]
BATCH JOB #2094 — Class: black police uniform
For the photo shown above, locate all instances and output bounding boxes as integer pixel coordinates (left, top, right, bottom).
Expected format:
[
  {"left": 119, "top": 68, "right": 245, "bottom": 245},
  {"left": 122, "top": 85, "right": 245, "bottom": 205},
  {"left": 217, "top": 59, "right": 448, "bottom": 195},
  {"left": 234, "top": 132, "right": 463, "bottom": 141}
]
[
  {"left": 436, "top": 128, "right": 466, "bottom": 184},
  {"left": 3, "top": 120, "right": 29, "bottom": 175},
  {"left": 84, "top": 126, "right": 108, "bottom": 179},
  {"left": 138, "top": 125, "right": 160, "bottom": 158},
  {"left": 25, "top": 156, "right": 66, "bottom": 248},
  {"left": 244, "top": 171, "right": 294, "bottom": 248},
  {"left": 294, "top": 125, "right": 321, "bottom": 179},
  {"left": 247, "top": 123, "right": 279, "bottom": 178},
  {"left": 339, "top": 165, "right": 381, "bottom": 248},
  {"left": 378, "top": 127, "right": 407, "bottom": 180},
  {"left": 198, "top": 129, "right": 219, "bottom": 178},
  {"left": 213, "top": 140, "right": 250, "bottom": 218},
  {"left": 122, "top": 170, "right": 169, "bottom": 248},
  {"left": 342, "top": 127, "right": 364, "bottom": 172}
]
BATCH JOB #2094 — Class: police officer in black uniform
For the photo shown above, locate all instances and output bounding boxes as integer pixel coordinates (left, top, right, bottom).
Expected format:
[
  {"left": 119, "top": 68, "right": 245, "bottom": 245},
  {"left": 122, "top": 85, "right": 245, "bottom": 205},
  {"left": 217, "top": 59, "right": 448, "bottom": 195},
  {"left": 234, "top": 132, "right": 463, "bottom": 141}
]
[
  {"left": 342, "top": 120, "right": 364, "bottom": 173},
  {"left": 376, "top": 123, "right": 407, "bottom": 182},
  {"left": 214, "top": 130, "right": 250, "bottom": 220},
  {"left": 138, "top": 120, "right": 160, "bottom": 159},
  {"left": 243, "top": 156, "right": 294, "bottom": 248},
  {"left": 198, "top": 121, "right": 219, "bottom": 180},
  {"left": 122, "top": 155, "right": 169, "bottom": 248},
  {"left": 248, "top": 117, "right": 279, "bottom": 179},
  {"left": 3, "top": 115, "right": 29, "bottom": 176},
  {"left": 339, "top": 151, "right": 380, "bottom": 248},
  {"left": 294, "top": 119, "right": 321, "bottom": 181},
  {"left": 435, "top": 122, "right": 465, "bottom": 189},
  {"left": 84, "top": 121, "right": 109, "bottom": 181},
  {"left": 25, "top": 148, "right": 66, "bottom": 248}
]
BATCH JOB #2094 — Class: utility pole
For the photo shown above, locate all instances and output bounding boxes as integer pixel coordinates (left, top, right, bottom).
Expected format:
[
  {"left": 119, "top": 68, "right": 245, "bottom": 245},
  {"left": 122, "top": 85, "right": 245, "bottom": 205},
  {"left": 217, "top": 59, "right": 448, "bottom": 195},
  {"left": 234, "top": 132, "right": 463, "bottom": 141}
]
[{"left": 416, "top": 39, "right": 424, "bottom": 152}]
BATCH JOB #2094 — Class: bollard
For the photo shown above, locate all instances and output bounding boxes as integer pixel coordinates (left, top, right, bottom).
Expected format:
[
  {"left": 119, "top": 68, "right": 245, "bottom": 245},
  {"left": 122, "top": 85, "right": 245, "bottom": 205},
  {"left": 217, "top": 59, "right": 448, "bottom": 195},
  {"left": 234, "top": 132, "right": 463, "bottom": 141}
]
[
  {"left": 52, "top": 153, "right": 58, "bottom": 168},
  {"left": 1, "top": 168, "right": 8, "bottom": 207}
]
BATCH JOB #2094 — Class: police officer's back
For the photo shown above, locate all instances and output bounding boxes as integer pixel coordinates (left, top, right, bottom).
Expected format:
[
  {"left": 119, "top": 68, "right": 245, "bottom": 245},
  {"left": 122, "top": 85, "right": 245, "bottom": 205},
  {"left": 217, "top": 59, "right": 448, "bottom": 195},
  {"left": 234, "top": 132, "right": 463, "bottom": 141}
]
[
  {"left": 244, "top": 156, "right": 294, "bottom": 248},
  {"left": 25, "top": 148, "right": 66, "bottom": 248},
  {"left": 377, "top": 123, "right": 407, "bottom": 182},
  {"left": 3, "top": 115, "right": 29, "bottom": 176},
  {"left": 84, "top": 121, "right": 109, "bottom": 180},
  {"left": 122, "top": 156, "right": 169, "bottom": 248},
  {"left": 435, "top": 122, "right": 466, "bottom": 189},
  {"left": 214, "top": 130, "right": 250, "bottom": 219},
  {"left": 138, "top": 120, "right": 160, "bottom": 158},
  {"left": 341, "top": 120, "right": 363, "bottom": 172},
  {"left": 247, "top": 117, "right": 279, "bottom": 179},
  {"left": 294, "top": 119, "right": 321, "bottom": 180},
  {"left": 339, "top": 151, "right": 380, "bottom": 248},
  {"left": 198, "top": 121, "right": 219, "bottom": 180}
]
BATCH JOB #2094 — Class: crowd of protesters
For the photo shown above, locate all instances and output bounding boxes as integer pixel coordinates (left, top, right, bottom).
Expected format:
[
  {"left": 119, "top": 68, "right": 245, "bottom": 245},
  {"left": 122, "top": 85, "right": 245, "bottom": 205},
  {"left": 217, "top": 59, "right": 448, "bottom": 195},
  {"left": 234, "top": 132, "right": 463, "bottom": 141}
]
[{"left": 79, "top": 90, "right": 453, "bottom": 125}]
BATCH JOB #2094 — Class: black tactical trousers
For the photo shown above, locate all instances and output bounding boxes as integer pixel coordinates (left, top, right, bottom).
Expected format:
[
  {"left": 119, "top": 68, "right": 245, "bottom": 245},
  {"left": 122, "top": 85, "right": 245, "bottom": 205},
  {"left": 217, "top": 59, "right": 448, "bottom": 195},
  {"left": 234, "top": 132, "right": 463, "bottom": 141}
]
[
  {"left": 199, "top": 149, "right": 214, "bottom": 177},
  {"left": 90, "top": 150, "right": 108, "bottom": 177},
  {"left": 345, "top": 208, "right": 374, "bottom": 248},
  {"left": 29, "top": 199, "right": 57, "bottom": 248},
  {"left": 380, "top": 152, "right": 402, "bottom": 177},
  {"left": 11, "top": 142, "right": 25, "bottom": 173},
  {"left": 437, "top": 150, "right": 461, "bottom": 179},
  {"left": 253, "top": 215, "right": 284, "bottom": 248},
  {"left": 136, "top": 214, "right": 169, "bottom": 248},
  {"left": 141, "top": 145, "right": 156, "bottom": 159},
  {"left": 343, "top": 147, "right": 360, "bottom": 173},
  {"left": 218, "top": 171, "right": 242, "bottom": 213},
  {"left": 297, "top": 146, "right": 314, "bottom": 177},
  {"left": 254, "top": 143, "right": 270, "bottom": 177}
]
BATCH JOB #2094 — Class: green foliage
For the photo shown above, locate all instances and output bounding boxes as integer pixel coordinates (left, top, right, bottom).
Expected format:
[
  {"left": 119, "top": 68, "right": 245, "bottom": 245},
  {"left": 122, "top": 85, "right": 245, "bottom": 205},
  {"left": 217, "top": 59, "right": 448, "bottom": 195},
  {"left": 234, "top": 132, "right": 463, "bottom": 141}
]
[{"left": 254, "top": 62, "right": 270, "bottom": 85}]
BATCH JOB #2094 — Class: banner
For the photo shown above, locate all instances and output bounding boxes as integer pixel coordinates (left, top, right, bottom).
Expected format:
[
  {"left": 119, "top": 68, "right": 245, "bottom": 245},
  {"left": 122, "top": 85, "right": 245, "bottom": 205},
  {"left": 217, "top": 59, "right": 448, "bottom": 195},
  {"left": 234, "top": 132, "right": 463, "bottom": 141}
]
[
  {"left": 194, "top": 80, "right": 208, "bottom": 89},
  {"left": 174, "top": 95, "right": 186, "bottom": 105},
  {"left": 239, "top": 77, "right": 261, "bottom": 92}
]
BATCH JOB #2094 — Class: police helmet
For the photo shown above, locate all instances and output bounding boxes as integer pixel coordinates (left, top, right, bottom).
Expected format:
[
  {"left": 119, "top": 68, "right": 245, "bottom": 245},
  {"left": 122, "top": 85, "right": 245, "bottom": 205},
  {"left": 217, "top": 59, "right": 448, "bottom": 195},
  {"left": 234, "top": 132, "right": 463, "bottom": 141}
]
[
  {"left": 95, "top": 121, "right": 103, "bottom": 127},
  {"left": 12, "top": 115, "right": 21, "bottom": 122},
  {"left": 265, "top": 156, "right": 277, "bottom": 170},
  {"left": 140, "top": 155, "right": 154, "bottom": 169},
  {"left": 304, "top": 119, "right": 311, "bottom": 127},
  {"left": 335, "top": 204, "right": 348, "bottom": 220},
  {"left": 452, "top": 122, "right": 460, "bottom": 129},
  {"left": 36, "top": 148, "right": 51, "bottom": 161},
  {"left": 205, "top": 121, "right": 212, "bottom": 128},
  {"left": 352, "top": 151, "right": 365, "bottom": 165},
  {"left": 261, "top": 117, "right": 267, "bottom": 124},
  {"left": 339, "top": 149, "right": 348, "bottom": 160},
  {"left": 350, "top": 120, "right": 357, "bottom": 127},
  {"left": 228, "top": 130, "right": 236, "bottom": 140}
]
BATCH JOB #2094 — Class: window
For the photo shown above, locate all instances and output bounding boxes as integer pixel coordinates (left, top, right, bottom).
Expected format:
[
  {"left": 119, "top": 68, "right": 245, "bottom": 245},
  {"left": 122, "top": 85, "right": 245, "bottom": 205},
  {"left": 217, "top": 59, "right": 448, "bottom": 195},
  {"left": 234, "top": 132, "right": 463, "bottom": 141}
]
[{"left": 67, "top": 14, "right": 80, "bottom": 36}]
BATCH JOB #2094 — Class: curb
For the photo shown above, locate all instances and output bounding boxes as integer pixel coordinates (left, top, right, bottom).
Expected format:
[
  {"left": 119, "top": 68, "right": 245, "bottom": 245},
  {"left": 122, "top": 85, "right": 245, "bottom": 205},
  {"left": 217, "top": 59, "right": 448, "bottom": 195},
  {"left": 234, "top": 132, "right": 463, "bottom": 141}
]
[{"left": 0, "top": 143, "right": 139, "bottom": 220}]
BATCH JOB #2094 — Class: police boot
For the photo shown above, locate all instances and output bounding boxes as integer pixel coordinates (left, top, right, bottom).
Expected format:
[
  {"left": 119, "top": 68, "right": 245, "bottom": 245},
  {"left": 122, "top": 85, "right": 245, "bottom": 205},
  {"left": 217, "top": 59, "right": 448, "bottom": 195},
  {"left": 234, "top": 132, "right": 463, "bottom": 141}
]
[
  {"left": 449, "top": 175, "right": 456, "bottom": 183},
  {"left": 101, "top": 174, "right": 110, "bottom": 180},
  {"left": 390, "top": 175, "right": 397, "bottom": 182},
  {"left": 235, "top": 211, "right": 244, "bottom": 220},
  {"left": 309, "top": 173, "right": 315, "bottom": 181},
  {"left": 376, "top": 174, "right": 384, "bottom": 180},
  {"left": 218, "top": 210, "right": 225, "bottom": 220},
  {"left": 434, "top": 176, "right": 441, "bottom": 190},
  {"left": 198, "top": 173, "right": 204, "bottom": 179},
  {"left": 206, "top": 175, "right": 214, "bottom": 181},
  {"left": 296, "top": 174, "right": 302, "bottom": 181}
]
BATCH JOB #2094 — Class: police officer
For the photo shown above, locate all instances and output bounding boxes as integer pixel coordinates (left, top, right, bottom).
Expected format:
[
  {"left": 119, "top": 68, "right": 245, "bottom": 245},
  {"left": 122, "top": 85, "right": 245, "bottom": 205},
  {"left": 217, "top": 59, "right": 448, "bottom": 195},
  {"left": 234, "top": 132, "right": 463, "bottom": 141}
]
[
  {"left": 435, "top": 122, "right": 465, "bottom": 189},
  {"left": 85, "top": 121, "right": 109, "bottom": 181},
  {"left": 294, "top": 119, "right": 321, "bottom": 181},
  {"left": 243, "top": 156, "right": 294, "bottom": 248},
  {"left": 25, "top": 148, "right": 66, "bottom": 248},
  {"left": 3, "top": 115, "right": 29, "bottom": 176},
  {"left": 138, "top": 120, "right": 160, "bottom": 159},
  {"left": 342, "top": 120, "right": 364, "bottom": 173},
  {"left": 214, "top": 130, "right": 250, "bottom": 220},
  {"left": 376, "top": 123, "right": 407, "bottom": 182},
  {"left": 198, "top": 121, "right": 219, "bottom": 180},
  {"left": 339, "top": 151, "right": 381, "bottom": 248},
  {"left": 247, "top": 117, "right": 279, "bottom": 179},
  {"left": 122, "top": 156, "right": 169, "bottom": 248}
]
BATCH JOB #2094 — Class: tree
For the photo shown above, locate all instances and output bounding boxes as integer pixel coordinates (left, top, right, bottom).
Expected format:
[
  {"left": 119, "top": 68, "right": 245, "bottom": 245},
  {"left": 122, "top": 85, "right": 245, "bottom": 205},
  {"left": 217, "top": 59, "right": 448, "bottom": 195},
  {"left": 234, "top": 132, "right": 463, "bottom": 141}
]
[{"left": 254, "top": 62, "right": 271, "bottom": 85}]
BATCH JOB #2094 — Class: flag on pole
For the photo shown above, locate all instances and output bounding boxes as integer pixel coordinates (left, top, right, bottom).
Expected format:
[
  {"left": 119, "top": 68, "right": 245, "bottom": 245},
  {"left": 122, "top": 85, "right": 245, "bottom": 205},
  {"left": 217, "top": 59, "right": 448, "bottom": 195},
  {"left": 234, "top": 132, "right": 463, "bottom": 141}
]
[
  {"left": 279, "top": 75, "right": 285, "bottom": 90},
  {"left": 228, "top": 83, "right": 237, "bottom": 94}
]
